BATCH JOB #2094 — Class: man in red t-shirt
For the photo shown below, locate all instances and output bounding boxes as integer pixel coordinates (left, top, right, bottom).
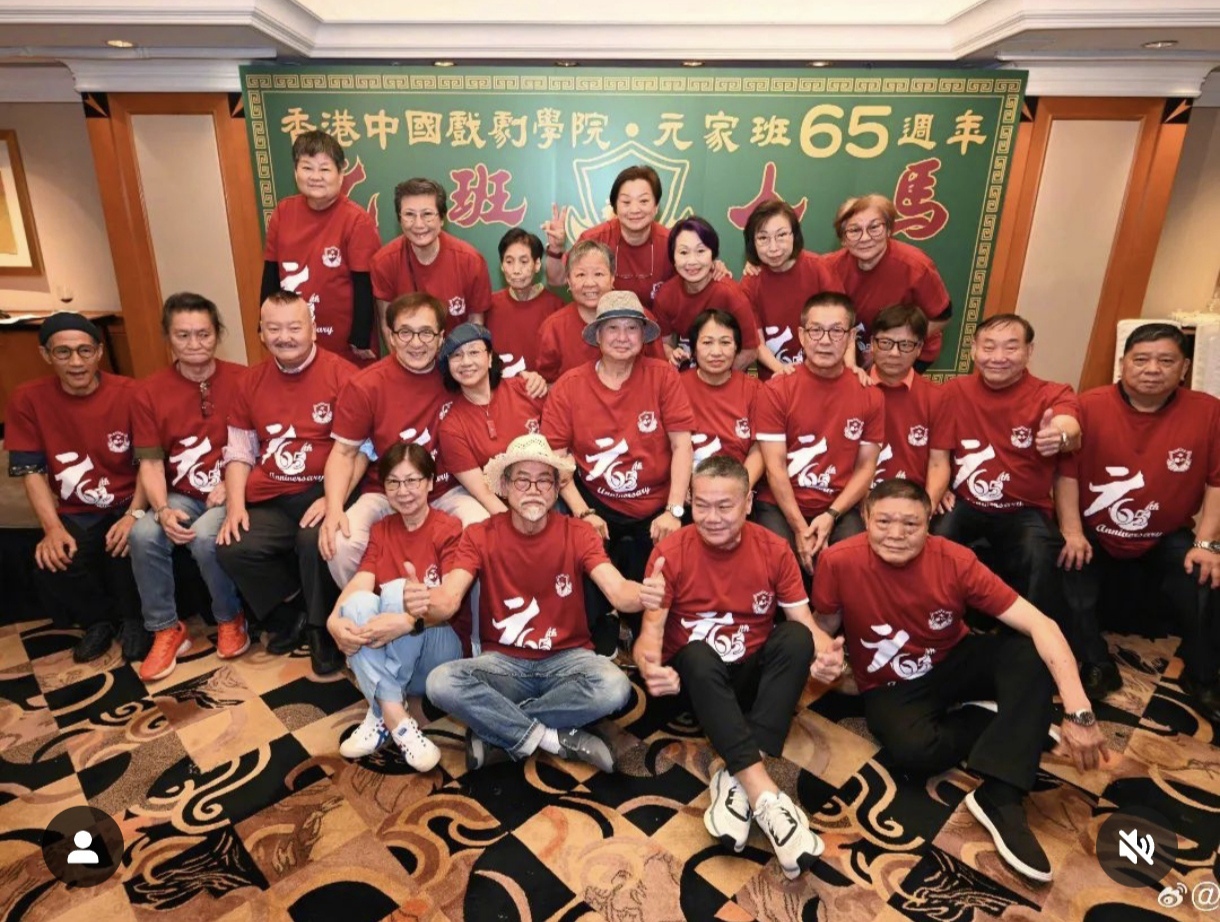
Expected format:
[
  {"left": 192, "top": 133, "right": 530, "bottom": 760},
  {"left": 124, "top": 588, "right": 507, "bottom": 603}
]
[
  {"left": 935, "top": 313, "right": 1081, "bottom": 627},
  {"left": 634, "top": 456, "right": 842, "bottom": 879},
  {"left": 755, "top": 292, "right": 885, "bottom": 574},
  {"left": 7, "top": 313, "right": 146, "bottom": 664},
  {"left": 1055, "top": 323, "right": 1220, "bottom": 716},
  {"left": 261, "top": 130, "right": 382, "bottom": 365},
  {"left": 421, "top": 434, "right": 663, "bottom": 771},
  {"left": 216, "top": 292, "right": 358, "bottom": 676},
  {"left": 369, "top": 177, "right": 493, "bottom": 335},
  {"left": 813, "top": 479, "right": 1108, "bottom": 884},
  {"left": 486, "top": 228, "right": 564, "bottom": 377},
  {"left": 868, "top": 305, "right": 951, "bottom": 506}
]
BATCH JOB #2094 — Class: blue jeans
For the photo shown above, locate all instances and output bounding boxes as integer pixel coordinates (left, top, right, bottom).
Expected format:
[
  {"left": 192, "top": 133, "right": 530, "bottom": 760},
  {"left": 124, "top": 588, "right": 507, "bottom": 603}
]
[
  {"left": 425, "top": 647, "right": 631, "bottom": 758},
  {"left": 341, "top": 584, "right": 461, "bottom": 719},
  {"left": 129, "top": 493, "right": 240, "bottom": 632}
]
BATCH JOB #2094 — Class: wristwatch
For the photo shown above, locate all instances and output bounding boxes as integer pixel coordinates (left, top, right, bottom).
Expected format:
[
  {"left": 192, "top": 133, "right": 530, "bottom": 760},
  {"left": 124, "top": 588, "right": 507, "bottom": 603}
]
[
  {"left": 410, "top": 616, "right": 426, "bottom": 635},
  {"left": 1063, "top": 708, "right": 1097, "bottom": 727},
  {"left": 825, "top": 507, "right": 843, "bottom": 523},
  {"left": 546, "top": 247, "right": 564, "bottom": 259},
  {"left": 1193, "top": 539, "right": 1220, "bottom": 553},
  {"left": 1059, "top": 429, "right": 1070, "bottom": 450},
  {"left": 669, "top": 504, "right": 685, "bottom": 519},
  {"left": 126, "top": 508, "right": 145, "bottom": 520},
  {"left": 577, "top": 508, "right": 598, "bottom": 519}
]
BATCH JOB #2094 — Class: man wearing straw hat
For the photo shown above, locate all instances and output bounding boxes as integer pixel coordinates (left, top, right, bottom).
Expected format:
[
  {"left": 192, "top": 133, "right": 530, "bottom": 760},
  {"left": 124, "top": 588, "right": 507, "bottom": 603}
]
[{"left": 421, "top": 433, "right": 665, "bottom": 771}]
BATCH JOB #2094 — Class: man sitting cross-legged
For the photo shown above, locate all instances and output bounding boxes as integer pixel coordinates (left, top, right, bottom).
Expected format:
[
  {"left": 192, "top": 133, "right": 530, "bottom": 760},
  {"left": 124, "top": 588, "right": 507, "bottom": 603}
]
[
  {"left": 632, "top": 455, "right": 844, "bottom": 880},
  {"left": 422, "top": 434, "right": 664, "bottom": 771}
]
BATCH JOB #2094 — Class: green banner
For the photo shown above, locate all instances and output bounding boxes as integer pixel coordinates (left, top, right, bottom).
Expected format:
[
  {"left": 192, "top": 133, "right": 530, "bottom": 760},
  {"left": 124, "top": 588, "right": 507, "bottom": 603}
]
[{"left": 241, "top": 66, "right": 1026, "bottom": 377}]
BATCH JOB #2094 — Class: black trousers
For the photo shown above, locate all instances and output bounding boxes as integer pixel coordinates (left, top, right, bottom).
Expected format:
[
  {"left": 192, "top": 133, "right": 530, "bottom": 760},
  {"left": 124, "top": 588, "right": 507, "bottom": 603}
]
[
  {"left": 577, "top": 481, "right": 656, "bottom": 634},
  {"left": 671, "top": 621, "right": 815, "bottom": 774},
  {"left": 863, "top": 632, "right": 1055, "bottom": 791},
  {"left": 934, "top": 502, "right": 1067, "bottom": 626},
  {"left": 754, "top": 500, "right": 864, "bottom": 588},
  {"left": 33, "top": 511, "right": 140, "bottom": 630},
  {"left": 215, "top": 484, "right": 337, "bottom": 628},
  {"left": 1062, "top": 528, "right": 1217, "bottom": 682}
]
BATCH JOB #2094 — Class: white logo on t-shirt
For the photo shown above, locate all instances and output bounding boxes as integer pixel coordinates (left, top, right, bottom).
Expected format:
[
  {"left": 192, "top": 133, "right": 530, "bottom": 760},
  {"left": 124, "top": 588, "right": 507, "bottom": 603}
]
[
  {"left": 691, "top": 433, "right": 723, "bottom": 466},
  {"left": 585, "top": 437, "right": 642, "bottom": 494},
  {"left": 637, "top": 411, "right": 657, "bottom": 434},
  {"left": 788, "top": 434, "right": 835, "bottom": 492},
  {"left": 493, "top": 596, "right": 556, "bottom": 649},
  {"left": 1083, "top": 466, "right": 1159, "bottom": 532},
  {"left": 107, "top": 432, "right": 130, "bottom": 453},
  {"left": 953, "top": 440, "right": 1009, "bottom": 503},
  {"left": 908, "top": 425, "right": 928, "bottom": 447},
  {"left": 311, "top": 402, "right": 332, "bottom": 425},
  {"left": 861, "top": 623, "right": 934, "bottom": 680},
  {"left": 1010, "top": 426, "right": 1033, "bottom": 449},
  {"left": 170, "top": 436, "right": 220, "bottom": 493},
  {"left": 928, "top": 609, "right": 954, "bottom": 631},
  {"left": 764, "top": 326, "right": 802, "bottom": 366},
  {"left": 500, "top": 353, "right": 525, "bottom": 377},
  {"left": 525, "top": 418, "right": 541, "bottom": 435},
  {"left": 448, "top": 296, "right": 467, "bottom": 317},
  {"left": 53, "top": 451, "right": 115, "bottom": 508},
  {"left": 281, "top": 261, "right": 309, "bottom": 292},
  {"left": 752, "top": 591, "right": 774, "bottom": 615},
  {"left": 871, "top": 443, "right": 895, "bottom": 487},
  {"left": 555, "top": 574, "right": 572, "bottom": 597},
  {"left": 1167, "top": 448, "right": 1192, "bottom": 473},
  {"left": 682, "top": 612, "right": 748, "bottom": 663},
  {"left": 322, "top": 246, "right": 341, "bottom": 269},
  {"left": 844, "top": 418, "right": 864, "bottom": 440},
  {"left": 399, "top": 426, "right": 432, "bottom": 447},
  {"left": 735, "top": 417, "right": 751, "bottom": 439},
  {"left": 262, "top": 423, "right": 311, "bottom": 475},
  {"left": 423, "top": 564, "right": 441, "bottom": 588}
]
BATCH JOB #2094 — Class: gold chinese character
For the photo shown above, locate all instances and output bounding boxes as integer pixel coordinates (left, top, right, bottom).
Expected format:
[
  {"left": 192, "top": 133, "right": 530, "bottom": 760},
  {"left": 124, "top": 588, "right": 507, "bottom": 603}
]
[
  {"left": 704, "top": 112, "right": 740, "bottom": 153},
  {"left": 447, "top": 111, "right": 486, "bottom": 148},
  {"left": 490, "top": 111, "right": 529, "bottom": 149},
  {"left": 320, "top": 109, "right": 361, "bottom": 147},
  {"left": 405, "top": 110, "right": 443, "bottom": 145},
  {"left": 749, "top": 116, "right": 791, "bottom": 148},
  {"left": 946, "top": 109, "right": 987, "bottom": 154},
  {"left": 535, "top": 107, "right": 564, "bottom": 149},
  {"left": 898, "top": 114, "right": 936, "bottom": 151},
  {"left": 364, "top": 109, "right": 400, "bottom": 151},
  {"left": 654, "top": 113, "right": 693, "bottom": 151},
  {"left": 280, "top": 107, "right": 316, "bottom": 141},
  {"left": 572, "top": 112, "right": 610, "bottom": 150}
]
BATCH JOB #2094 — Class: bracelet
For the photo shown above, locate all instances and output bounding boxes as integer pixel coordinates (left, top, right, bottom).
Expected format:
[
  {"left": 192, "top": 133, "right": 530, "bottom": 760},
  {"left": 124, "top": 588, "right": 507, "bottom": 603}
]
[
  {"left": 577, "top": 508, "right": 598, "bottom": 519},
  {"left": 154, "top": 505, "right": 169, "bottom": 518},
  {"left": 546, "top": 247, "right": 564, "bottom": 259},
  {"left": 825, "top": 508, "right": 842, "bottom": 523}
]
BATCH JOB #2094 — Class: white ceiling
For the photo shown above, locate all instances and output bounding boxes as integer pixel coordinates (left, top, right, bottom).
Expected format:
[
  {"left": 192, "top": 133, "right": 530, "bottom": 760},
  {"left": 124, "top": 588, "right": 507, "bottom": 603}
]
[{"left": 0, "top": 0, "right": 1217, "bottom": 98}]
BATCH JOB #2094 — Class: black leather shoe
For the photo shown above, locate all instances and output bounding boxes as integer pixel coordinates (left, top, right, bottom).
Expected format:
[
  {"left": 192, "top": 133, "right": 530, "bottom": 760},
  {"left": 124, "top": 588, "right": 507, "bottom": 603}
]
[
  {"left": 119, "top": 619, "right": 153, "bottom": 663},
  {"left": 73, "top": 623, "right": 116, "bottom": 663},
  {"left": 1080, "top": 661, "right": 1122, "bottom": 701},
  {"left": 1180, "top": 675, "right": 1220, "bottom": 724},
  {"left": 308, "top": 626, "right": 344, "bottom": 676},
  {"left": 266, "top": 609, "right": 307, "bottom": 655}
]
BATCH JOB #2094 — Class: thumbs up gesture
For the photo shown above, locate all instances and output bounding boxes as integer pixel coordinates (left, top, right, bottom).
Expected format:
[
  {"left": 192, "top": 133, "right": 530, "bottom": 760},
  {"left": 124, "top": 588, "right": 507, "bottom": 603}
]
[
  {"left": 401, "top": 561, "right": 432, "bottom": 619},
  {"left": 639, "top": 556, "right": 666, "bottom": 612},
  {"left": 810, "top": 636, "right": 846, "bottom": 684},
  {"left": 1034, "top": 407, "right": 1066, "bottom": 456},
  {"left": 637, "top": 648, "right": 682, "bottom": 697}
]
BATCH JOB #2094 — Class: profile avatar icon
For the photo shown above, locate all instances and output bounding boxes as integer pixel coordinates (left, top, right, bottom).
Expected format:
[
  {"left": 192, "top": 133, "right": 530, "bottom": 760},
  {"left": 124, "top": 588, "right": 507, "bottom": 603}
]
[{"left": 67, "top": 830, "right": 99, "bottom": 865}]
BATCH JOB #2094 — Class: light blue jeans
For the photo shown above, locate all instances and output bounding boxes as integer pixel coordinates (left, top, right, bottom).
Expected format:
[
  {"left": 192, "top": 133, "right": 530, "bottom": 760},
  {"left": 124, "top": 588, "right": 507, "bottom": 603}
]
[
  {"left": 129, "top": 493, "right": 240, "bottom": 632},
  {"left": 341, "top": 582, "right": 462, "bottom": 718},
  {"left": 425, "top": 647, "right": 631, "bottom": 758}
]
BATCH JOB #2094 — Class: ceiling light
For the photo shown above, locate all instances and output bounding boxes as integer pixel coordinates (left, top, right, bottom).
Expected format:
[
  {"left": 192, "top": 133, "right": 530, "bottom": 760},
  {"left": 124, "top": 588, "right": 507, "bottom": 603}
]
[
  {"left": 1142, "top": 40, "right": 1178, "bottom": 49},
  {"left": 681, "top": 61, "right": 703, "bottom": 67},
  {"left": 807, "top": 60, "right": 831, "bottom": 67},
  {"left": 433, "top": 60, "right": 455, "bottom": 67},
  {"left": 555, "top": 60, "right": 578, "bottom": 67},
  {"left": 106, "top": 39, "right": 135, "bottom": 48}
]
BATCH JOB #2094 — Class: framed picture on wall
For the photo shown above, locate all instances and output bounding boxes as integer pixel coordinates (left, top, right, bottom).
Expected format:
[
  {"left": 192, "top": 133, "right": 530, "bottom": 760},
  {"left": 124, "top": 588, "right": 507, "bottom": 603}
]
[{"left": 0, "top": 129, "right": 44, "bottom": 276}]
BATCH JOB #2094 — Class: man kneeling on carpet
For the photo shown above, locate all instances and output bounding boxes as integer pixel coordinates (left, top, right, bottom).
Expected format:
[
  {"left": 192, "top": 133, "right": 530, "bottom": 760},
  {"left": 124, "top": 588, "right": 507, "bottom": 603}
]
[
  {"left": 327, "top": 442, "right": 466, "bottom": 770},
  {"left": 423, "top": 433, "right": 664, "bottom": 771},
  {"left": 632, "top": 455, "right": 843, "bottom": 879},
  {"left": 812, "top": 478, "right": 1109, "bottom": 883}
]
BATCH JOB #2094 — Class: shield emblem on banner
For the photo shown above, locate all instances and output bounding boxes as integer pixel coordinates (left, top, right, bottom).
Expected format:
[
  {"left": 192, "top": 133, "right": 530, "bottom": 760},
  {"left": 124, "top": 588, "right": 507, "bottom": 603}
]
[{"left": 567, "top": 141, "right": 693, "bottom": 241}]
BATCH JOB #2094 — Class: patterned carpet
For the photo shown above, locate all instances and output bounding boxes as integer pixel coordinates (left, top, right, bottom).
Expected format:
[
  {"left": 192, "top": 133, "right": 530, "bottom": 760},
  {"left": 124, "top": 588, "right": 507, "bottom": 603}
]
[{"left": 1, "top": 615, "right": 1217, "bottom": 922}]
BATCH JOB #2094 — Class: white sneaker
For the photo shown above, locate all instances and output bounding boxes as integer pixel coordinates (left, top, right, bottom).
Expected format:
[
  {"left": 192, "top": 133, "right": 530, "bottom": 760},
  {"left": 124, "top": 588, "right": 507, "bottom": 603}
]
[
  {"left": 704, "top": 768, "right": 752, "bottom": 853},
  {"left": 754, "top": 790, "right": 824, "bottom": 880},
  {"left": 392, "top": 716, "right": 441, "bottom": 772},
  {"left": 339, "top": 709, "right": 389, "bottom": 759}
]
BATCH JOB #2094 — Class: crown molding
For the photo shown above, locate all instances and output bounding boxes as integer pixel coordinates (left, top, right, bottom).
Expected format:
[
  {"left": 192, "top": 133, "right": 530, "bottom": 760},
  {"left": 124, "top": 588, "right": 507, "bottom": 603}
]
[
  {"left": 1002, "top": 58, "right": 1219, "bottom": 96},
  {"left": 0, "top": 64, "right": 77, "bottom": 101},
  {"left": 64, "top": 56, "right": 254, "bottom": 92}
]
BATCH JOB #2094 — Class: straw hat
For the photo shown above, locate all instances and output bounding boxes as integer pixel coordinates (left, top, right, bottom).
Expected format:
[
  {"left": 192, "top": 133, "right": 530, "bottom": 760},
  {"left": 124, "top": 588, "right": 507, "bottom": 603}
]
[
  {"left": 483, "top": 433, "right": 576, "bottom": 497},
  {"left": 581, "top": 290, "right": 661, "bottom": 346}
]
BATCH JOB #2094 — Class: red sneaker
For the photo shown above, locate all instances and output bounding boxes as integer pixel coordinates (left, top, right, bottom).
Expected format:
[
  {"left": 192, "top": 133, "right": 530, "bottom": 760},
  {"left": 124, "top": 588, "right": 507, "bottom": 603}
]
[
  {"left": 139, "top": 622, "right": 191, "bottom": 682},
  {"left": 216, "top": 614, "right": 251, "bottom": 660}
]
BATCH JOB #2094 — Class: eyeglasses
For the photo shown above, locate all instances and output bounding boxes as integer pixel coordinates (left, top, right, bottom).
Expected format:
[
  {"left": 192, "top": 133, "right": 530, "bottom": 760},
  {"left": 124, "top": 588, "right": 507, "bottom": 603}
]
[
  {"left": 392, "top": 327, "right": 440, "bottom": 344},
  {"left": 508, "top": 475, "right": 556, "bottom": 493},
  {"left": 385, "top": 475, "right": 428, "bottom": 491},
  {"left": 803, "top": 325, "right": 850, "bottom": 342},
  {"left": 843, "top": 221, "right": 887, "bottom": 242},
  {"left": 873, "top": 337, "right": 922, "bottom": 354},
  {"left": 753, "top": 230, "right": 793, "bottom": 247},
  {"left": 48, "top": 344, "right": 100, "bottom": 361},
  {"left": 400, "top": 210, "right": 440, "bottom": 225},
  {"left": 448, "top": 345, "right": 489, "bottom": 363},
  {"left": 199, "top": 380, "right": 214, "bottom": 418},
  {"left": 613, "top": 243, "right": 655, "bottom": 282}
]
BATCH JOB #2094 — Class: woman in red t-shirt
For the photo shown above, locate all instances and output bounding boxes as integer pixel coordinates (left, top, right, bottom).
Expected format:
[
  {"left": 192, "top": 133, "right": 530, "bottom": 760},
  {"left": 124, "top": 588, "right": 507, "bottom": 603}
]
[
  {"left": 681, "top": 310, "right": 764, "bottom": 488},
  {"left": 326, "top": 442, "right": 464, "bottom": 770},
  {"left": 437, "top": 323, "right": 549, "bottom": 517}
]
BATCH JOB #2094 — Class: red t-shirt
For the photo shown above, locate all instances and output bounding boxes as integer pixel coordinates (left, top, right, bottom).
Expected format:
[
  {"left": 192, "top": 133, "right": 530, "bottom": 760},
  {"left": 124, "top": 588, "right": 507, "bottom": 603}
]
[
  {"left": 813, "top": 534, "right": 1018, "bottom": 693},
  {"left": 940, "top": 371, "right": 1079, "bottom": 512},
  {"left": 544, "top": 358, "right": 696, "bottom": 517},
  {"left": 651, "top": 523, "right": 807, "bottom": 664},
  {"left": 754, "top": 366, "right": 885, "bottom": 516},
  {"left": 825, "top": 240, "right": 951, "bottom": 365},
  {"left": 451, "top": 512, "right": 609, "bottom": 659},
  {"left": 577, "top": 219, "right": 674, "bottom": 308},
  {"left": 1059, "top": 385, "right": 1220, "bottom": 558},
  {"left": 330, "top": 355, "right": 452, "bottom": 497},
  {"left": 651, "top": 277, "right": 761, "bottom": 354},
  {"left": 7, "top": 373, "right": 137, "bottom": 516},
  {"left": 132, "top": 360, "right": 244, "bottom": 501},
  {"left": 680, "top": 369, "right": 762, "bottom": 465},
  {"left": 486, "top": 287, "right": 565, "bottom": 376},
  {"left": 369, "top": 232, "right": 493, "bottom": 333},
  {"left": 264, "top": 194, "right": 382, "bottom": 363},
  {"left": 229, "top": 349, "right": 354, "bottom": 504},
  {"left": 870, "top": 371, "right": 952, "bottom": 488},
  {"left": 740, "top": 251, "right": 842, "bottom": 381},
  {"left": 357, "top": 508, "right": 472, "bottom": 648},
  {"left": 437, "top": 376, "right": 545, "bottom": 475},
  {"left": 534, "top": 303, "right": 666, "bottom": 384}
]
